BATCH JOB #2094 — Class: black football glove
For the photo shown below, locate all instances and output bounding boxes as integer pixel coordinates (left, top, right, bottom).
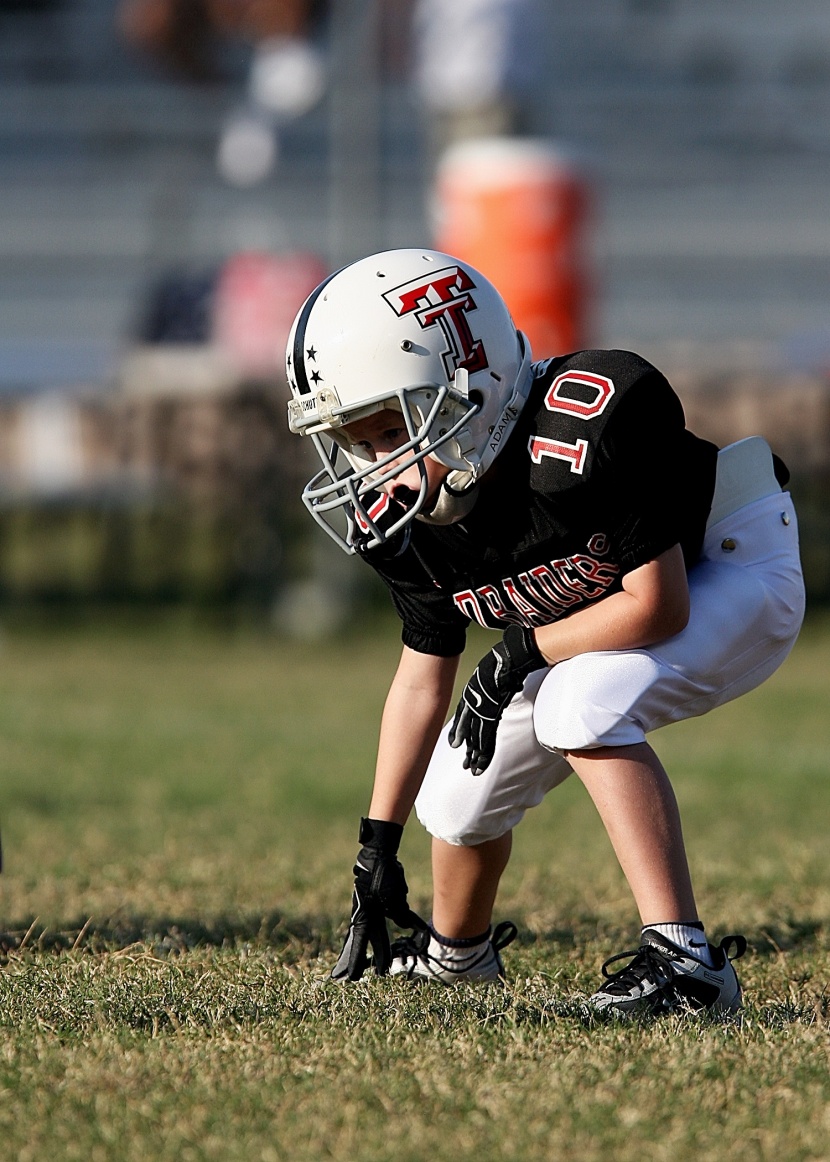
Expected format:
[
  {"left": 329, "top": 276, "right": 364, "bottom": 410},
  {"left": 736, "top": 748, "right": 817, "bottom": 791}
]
[
  {"left": 331, "top": 817, "right": 428, "bottom": 982},
  {"left": 448, "top": 624, "right": 545, "bottom": 776}
]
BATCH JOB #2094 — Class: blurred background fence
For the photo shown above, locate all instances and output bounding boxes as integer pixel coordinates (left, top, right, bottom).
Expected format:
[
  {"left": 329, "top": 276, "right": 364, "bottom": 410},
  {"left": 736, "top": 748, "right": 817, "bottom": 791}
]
[{"left": 2, "top": 0, "right": 830, "bottom": 618}]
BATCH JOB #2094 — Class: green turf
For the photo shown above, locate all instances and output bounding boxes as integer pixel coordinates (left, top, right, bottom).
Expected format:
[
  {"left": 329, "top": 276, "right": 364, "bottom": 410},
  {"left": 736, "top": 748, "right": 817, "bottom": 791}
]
[{"left": 0, "top": 613, "right": 828, "bottom": 1161}]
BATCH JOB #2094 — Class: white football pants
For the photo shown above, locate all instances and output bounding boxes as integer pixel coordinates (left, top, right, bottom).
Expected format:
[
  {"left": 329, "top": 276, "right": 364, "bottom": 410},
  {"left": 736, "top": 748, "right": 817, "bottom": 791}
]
[{"left": 415, "top": 470, "right": 805, "bottom": 847}]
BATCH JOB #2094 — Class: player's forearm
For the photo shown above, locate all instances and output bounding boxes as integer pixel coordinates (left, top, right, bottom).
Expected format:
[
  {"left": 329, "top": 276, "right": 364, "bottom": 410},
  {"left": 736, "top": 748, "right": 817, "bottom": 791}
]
[
  {"left": 368, "top": 649, "right": 459, "bottom": 825},
  {"left": 533, "top": 544, "right": 690, "bottom": 665},
  {"left": 534, "top": 590, "right": 674, "bottom": 664}
]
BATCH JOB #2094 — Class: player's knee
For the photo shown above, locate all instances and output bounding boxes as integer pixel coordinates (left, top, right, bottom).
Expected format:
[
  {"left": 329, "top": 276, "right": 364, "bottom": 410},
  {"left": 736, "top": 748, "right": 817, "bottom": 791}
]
[{"left": 532, "top": 652, "right": 659, "bottom": 751}]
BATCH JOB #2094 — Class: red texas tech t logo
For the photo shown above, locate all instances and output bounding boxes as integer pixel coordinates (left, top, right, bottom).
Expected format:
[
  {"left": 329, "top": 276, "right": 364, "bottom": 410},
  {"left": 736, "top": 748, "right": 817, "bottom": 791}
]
[{"left": 382, "top": 266, "right": 489, "bottom": 379}]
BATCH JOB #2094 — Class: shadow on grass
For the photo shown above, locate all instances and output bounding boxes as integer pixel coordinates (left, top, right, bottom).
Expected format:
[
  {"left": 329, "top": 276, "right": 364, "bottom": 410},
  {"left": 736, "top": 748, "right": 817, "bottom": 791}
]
[
  {"left": 0, "top": 910, "right": 340, "bottom": 961},
  {"left": 0, "top": 915, "right": 571, "bottom": 960},
  {"left": 2, "top": 913, "right": 825, "bottom": 975},
  {"left": 750, "top": 918, "right": 828, "bottom": 956}
]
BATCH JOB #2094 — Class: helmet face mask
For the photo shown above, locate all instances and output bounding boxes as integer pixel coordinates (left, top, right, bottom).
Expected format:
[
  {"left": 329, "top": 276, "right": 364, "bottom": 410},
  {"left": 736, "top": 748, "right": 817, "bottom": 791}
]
[
  {"left": 286, "top": 249, "right": 532, "bottom": 554},
  {"left": 303, "top": 381, "right": 478, "bottom": 553}
]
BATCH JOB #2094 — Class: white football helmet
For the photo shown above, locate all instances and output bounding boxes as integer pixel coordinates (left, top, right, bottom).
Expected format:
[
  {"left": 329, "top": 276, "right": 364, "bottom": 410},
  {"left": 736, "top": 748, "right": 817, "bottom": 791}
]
[{"left": 286, "top": 248, "right": 533, "bottom": 553}]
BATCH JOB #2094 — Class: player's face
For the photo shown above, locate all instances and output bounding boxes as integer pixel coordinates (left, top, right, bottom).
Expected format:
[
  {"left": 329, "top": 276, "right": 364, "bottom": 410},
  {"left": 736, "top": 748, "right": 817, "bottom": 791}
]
[{"left": 341, "top": 408, "right": 450, "bottom": 509}]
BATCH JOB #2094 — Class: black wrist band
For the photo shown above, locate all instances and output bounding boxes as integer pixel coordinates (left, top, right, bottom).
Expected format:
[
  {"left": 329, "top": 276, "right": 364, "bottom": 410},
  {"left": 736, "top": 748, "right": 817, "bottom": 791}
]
[
  {"left": 359, "top": 816, "right": 404, "bottom": 854},
  {"left": 502, "top": 623, "right": 544, "bottom": 669}
]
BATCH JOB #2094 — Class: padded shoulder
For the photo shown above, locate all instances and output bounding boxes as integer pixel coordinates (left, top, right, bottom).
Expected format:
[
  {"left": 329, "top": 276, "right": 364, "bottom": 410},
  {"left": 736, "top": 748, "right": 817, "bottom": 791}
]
[{"left": 526, "top": 350, "right": 672, "bottom": 493}]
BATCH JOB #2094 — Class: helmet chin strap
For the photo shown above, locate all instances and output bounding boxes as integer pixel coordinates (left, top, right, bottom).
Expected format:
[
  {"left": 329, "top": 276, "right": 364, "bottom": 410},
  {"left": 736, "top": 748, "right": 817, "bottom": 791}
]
[
  {"left": 416, "top": 471, "right": 479, "bottom": 526},
  {"left": 416, "top": 332, "right": 534, "bottom": 528}
]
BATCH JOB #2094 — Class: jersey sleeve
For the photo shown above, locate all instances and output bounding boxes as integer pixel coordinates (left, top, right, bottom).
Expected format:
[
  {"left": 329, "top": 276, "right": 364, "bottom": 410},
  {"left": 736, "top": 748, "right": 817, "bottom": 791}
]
[
  {"left": 595, "top": 368, "right": 717, "bottom": 572},
  {"left": 365, "top": 555, "right": 469, "bottom": 657}
]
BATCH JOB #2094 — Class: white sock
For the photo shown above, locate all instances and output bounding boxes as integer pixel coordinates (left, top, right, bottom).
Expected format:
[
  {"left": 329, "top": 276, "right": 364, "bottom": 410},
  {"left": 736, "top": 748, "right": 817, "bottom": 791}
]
[
  {"left": 429, "top": 926, "right": 491, "bottom": 966},
  {"left": 644, "top": 922, "right": 714, "bottom": 967}
]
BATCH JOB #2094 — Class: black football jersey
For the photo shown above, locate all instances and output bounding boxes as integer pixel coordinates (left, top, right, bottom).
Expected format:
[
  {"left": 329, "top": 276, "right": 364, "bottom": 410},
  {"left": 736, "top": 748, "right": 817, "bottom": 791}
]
[{"left": 365, "top": 350, "right": 719, "bottom": 657}]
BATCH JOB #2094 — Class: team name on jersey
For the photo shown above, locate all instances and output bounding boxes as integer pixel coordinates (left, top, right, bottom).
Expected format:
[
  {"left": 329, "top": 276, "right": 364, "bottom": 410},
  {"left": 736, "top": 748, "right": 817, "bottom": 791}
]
[{"left": 452, "top": 533, "right": 620, "bottom": 630}]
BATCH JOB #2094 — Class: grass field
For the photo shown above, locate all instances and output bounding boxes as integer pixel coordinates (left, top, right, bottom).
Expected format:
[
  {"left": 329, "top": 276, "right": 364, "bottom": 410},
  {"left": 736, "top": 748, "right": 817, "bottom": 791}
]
[{"left": 0, "top": 611, "right": 828, "bottom": 1161}]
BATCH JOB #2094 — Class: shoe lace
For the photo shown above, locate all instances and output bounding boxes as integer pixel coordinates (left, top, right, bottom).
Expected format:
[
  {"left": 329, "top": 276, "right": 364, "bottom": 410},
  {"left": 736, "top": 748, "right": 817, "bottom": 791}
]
[
  {"left": 491, "top": 920, "right": 518, "bottom": 953},
  {"left": 599, "top": 942, "right": 678, "bottom": 997},
  {"left": 390, "top": 927, "right": 430, "bottom": 964}
]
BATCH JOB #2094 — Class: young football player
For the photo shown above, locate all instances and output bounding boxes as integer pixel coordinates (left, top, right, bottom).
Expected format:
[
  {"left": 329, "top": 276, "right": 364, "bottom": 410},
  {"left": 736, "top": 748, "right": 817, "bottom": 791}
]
[{"left": 285, "top": 248, "right": 805, "bottom": 1016}]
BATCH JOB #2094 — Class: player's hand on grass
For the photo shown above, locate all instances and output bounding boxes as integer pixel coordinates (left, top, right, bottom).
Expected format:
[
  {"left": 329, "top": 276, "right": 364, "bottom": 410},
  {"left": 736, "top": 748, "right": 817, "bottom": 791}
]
[
  {"left": 449, "top": 625, "right": 545, "bottom": 776},
  {"left": 331, "top": 817, "right": 428, "bottom": 981}
]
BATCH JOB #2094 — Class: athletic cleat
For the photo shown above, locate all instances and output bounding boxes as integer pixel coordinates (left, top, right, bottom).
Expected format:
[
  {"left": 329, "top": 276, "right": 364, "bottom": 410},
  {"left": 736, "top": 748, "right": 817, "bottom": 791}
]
[
  {"left": 586, "top": 929, "right": 747, "bottom": 1018},
  {"left": 389, "top": 921, "right": 518, "bottom": 984}
]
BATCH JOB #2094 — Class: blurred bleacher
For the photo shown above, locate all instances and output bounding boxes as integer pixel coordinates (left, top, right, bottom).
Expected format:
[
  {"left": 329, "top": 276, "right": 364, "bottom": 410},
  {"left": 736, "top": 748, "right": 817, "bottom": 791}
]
[
  {"left": 3, "top": 0, "right": 830, "bottom": 378},
  {"left": 1, "top": 0, "right": 829, "bottom": 608}
]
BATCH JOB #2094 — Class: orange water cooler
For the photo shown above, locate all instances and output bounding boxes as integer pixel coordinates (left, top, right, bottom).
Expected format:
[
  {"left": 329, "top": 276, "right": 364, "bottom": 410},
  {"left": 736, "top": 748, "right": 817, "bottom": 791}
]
[{"left": 433, "top": 138, "right": 595, "bottom": 358}]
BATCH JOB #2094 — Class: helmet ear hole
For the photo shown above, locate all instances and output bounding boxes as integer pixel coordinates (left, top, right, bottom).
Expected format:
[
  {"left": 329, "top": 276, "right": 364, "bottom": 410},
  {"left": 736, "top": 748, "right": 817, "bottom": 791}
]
[{"left": 468, "top": 389, "right": 484, "bottom": 411}]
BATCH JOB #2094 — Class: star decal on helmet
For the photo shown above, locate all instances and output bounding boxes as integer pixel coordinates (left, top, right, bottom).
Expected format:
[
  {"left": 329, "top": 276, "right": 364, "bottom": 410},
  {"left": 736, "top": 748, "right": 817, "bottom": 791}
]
[{"left": 307, "top": 346, "right": 317, "bottom": 361}]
